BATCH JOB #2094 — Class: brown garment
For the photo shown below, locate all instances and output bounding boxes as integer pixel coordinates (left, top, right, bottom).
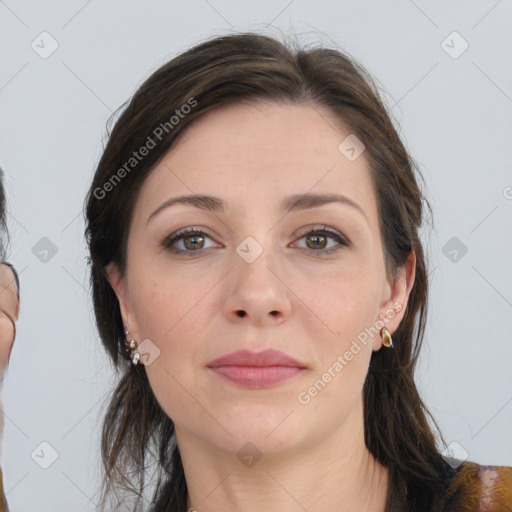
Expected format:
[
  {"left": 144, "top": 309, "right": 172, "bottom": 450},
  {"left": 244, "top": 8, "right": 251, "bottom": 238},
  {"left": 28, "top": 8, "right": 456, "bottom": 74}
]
[
  {"left": 438, "top": 461, "right": 512, "bottom": 512},
  {"left": 0, "top": 467, "right": 8, "bottom": 512}
]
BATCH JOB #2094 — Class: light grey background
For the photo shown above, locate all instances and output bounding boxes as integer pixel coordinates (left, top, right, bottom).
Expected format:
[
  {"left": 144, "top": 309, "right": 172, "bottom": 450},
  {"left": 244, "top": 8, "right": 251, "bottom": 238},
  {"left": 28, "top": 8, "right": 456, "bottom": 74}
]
[{"left": 1, "top": 0, "right": 511, "bottom": 510}]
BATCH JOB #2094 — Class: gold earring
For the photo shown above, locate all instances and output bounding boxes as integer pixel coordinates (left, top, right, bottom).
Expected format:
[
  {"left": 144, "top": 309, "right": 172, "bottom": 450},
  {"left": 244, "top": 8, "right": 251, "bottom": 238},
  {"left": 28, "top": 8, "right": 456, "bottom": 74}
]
[
  {"left": 124, "top": 330, "right": 141, "bottom": 365},
  {"left": 380, "top": 327, "right": 393, "bottom": 348}
]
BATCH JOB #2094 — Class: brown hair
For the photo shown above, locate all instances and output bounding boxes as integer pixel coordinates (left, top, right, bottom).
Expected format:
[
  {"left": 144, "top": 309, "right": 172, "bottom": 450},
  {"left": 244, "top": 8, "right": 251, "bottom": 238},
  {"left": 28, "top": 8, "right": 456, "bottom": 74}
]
[
  {"left": 85, "top": 32, "right": 456, "bottom": 511},
  {"left": 0, "top": 167, "right": 9, "bottom": 261}
]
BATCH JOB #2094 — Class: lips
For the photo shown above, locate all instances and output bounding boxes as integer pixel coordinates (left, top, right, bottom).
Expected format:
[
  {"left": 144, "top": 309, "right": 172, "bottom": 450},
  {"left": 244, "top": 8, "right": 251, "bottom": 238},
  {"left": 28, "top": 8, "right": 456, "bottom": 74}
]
[
  {"left": 207, "top": 349, "right": 306, "bottom": 368},
  {"left": 207, "top": 349, "right": 307, "bottom": 389}
]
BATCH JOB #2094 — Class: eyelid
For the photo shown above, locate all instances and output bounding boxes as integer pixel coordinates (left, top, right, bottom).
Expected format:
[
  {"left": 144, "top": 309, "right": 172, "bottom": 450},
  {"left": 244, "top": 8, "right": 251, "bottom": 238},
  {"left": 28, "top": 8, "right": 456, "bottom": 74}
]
[{"left": 295, "top": 225, "right": 349, "bottom": 243}]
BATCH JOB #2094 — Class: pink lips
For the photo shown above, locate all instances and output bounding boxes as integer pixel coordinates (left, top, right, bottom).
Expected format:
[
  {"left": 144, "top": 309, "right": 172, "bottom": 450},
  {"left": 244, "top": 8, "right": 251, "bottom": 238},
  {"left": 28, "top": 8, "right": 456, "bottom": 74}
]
[{"left": 207, "top": 349, "right": 306, "bottom": 389}]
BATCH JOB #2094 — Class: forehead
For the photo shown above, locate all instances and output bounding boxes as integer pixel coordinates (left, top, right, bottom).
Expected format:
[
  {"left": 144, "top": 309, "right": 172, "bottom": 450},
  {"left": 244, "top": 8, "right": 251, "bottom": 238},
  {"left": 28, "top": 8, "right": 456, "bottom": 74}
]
[{"left": 135, "top": 101, "right": 377, "bottom": 223}]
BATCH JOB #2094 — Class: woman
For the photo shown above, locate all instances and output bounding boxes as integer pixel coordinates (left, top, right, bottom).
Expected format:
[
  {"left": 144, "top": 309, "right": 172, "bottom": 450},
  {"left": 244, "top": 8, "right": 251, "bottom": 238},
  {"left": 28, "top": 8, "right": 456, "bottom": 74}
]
[
  {"left": 0, "top": 261, "right": 18, "bottom": 512},
  {"left": 85, "top": 33, "right": 512, "bottom": 511},
  {"left": 0, "top": 168, "right": 20, "bottom": 512}
]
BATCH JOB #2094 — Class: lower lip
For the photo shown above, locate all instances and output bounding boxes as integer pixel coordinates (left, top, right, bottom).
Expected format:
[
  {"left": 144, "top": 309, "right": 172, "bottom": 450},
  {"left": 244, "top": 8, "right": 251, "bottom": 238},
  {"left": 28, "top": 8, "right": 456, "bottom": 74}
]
[{"left": 208, "top": 365, "right": 304, "bottom": 389}]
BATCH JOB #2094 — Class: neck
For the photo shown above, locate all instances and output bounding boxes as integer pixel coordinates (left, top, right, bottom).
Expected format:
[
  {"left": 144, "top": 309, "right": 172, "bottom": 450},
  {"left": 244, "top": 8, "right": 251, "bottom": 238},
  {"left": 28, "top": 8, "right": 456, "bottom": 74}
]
[{"left": 178, "top": 400, "right": 390, "bottom": 512}]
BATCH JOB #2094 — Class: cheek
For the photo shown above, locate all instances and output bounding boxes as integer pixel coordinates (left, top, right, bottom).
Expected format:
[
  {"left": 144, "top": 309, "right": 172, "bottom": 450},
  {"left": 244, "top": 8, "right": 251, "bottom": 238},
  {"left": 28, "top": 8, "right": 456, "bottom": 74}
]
[
  {"left": 137, "top": 288, "right": 201, "bottom": 424},
  {"left": 299, "top": 262, "right": 382, "bottom": 341},
  {"left": 132, "top": 274, "right": 203, "bottom": 338},
  {"left": 131, "top": 278, "right": 208, "bottom": 409},
  {"left": 298, "top": 267, "right": 382, "bottom": 406}
]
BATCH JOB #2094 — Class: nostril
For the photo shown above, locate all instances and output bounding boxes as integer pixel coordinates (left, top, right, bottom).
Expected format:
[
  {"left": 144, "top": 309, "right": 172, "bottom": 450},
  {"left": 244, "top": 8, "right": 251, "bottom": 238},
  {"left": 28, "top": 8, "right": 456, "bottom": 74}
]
[{"left": 236, "top": 310, "right": 246, "bottom": 318}]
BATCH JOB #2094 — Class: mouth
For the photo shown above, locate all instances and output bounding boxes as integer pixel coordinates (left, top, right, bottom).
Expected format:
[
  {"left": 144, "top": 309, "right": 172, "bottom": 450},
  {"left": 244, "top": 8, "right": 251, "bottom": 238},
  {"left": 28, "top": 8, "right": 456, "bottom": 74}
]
[{"left": 206, "top": 349, "right": 307, "bottom": 389}]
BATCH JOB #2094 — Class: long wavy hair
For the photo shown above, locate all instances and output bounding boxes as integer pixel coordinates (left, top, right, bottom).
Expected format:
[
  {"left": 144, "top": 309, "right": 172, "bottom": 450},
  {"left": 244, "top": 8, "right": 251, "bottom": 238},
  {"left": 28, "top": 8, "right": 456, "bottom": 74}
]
[{"left": 85, "top": 32, "right": 456, "bottom": 512}]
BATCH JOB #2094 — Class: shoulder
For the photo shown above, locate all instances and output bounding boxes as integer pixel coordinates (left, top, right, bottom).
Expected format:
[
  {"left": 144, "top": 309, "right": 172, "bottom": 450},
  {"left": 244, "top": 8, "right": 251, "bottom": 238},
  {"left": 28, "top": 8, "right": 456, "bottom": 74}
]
[{"left": 437, "top": 460, "right": 512, "bottom": 512}]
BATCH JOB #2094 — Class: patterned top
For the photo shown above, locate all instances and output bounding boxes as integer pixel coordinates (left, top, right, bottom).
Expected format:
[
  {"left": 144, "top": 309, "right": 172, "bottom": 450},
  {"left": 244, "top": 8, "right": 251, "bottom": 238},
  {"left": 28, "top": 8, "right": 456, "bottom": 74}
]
[{"left": 438, "top": 461, "right": 512, "bottom": 512}]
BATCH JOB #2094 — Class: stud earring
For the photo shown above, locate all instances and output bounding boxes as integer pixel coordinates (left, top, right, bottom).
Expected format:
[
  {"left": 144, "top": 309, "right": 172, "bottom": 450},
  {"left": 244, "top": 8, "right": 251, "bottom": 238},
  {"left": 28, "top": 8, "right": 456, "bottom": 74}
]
[{"left": 380, "top": 327, "right": 393, "bottom": 348}]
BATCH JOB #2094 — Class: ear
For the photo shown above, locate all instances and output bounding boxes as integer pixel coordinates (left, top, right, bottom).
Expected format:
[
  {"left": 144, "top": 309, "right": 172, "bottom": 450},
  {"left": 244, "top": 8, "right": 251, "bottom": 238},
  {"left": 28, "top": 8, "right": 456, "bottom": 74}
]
[
  {"left": 373, "top": 250, "right": 416, "bottom": 351},
  {"left": 106, "top": 263, "right": 138, "bottom": 337}
]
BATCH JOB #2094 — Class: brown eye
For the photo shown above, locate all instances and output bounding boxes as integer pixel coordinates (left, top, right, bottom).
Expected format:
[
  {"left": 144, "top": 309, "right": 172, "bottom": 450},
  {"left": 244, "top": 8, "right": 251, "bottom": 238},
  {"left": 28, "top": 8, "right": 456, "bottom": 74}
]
[
  {"left": 162, "top": 228, "right": 216, "bottom": 254},
  {"left": 305, "top": 233, "right": 328, "bottom": 250},
  {"left": 182, "top": 233, "right": 205, "bottom": 250},
  {"left": 294, "top": 227, "right": 349, "bottom": 256}
]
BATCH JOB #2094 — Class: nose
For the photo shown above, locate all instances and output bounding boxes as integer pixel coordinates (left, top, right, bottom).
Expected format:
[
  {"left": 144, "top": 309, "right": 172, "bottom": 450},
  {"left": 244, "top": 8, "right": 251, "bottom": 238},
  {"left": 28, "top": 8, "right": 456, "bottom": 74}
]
[{"left": 222, "top": 249, "right": 292, "bottom": 328}]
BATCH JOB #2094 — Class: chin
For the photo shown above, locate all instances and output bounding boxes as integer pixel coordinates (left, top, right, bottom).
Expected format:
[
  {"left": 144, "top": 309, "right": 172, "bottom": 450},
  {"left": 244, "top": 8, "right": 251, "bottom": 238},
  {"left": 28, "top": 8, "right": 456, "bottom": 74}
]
[{"left": 213, "top": 408, "right": 307, "bottom": 453}]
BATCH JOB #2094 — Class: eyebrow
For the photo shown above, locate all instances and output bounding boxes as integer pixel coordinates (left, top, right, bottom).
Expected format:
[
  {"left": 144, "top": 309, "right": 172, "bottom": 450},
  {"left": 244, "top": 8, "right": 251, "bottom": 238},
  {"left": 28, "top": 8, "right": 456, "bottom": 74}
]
[{"left": 147, "top": 192, "right": 369, "bottom": 225}]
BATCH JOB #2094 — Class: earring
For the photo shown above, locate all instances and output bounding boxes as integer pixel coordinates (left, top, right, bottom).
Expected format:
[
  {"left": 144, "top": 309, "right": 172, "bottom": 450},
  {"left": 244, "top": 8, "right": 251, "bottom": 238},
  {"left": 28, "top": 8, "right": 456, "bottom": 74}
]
[
  {"left": 124, "top": 329, "right": 141, "bottom": 365},
  {"left": 380, "top": 327, "right": 393, "bottom": 348}
]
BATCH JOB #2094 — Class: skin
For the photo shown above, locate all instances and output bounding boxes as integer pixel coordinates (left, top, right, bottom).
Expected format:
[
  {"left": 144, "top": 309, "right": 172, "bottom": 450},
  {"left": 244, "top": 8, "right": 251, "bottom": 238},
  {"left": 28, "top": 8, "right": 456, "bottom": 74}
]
[
  {"left": 0, "top": 263, "right": 19, "bottom": 378},
  {"left": 0, "top": 262, "right": 19, "bottom": 465},
  {"left": 108, "top": 101, "right": 416, "bottom": 512}
]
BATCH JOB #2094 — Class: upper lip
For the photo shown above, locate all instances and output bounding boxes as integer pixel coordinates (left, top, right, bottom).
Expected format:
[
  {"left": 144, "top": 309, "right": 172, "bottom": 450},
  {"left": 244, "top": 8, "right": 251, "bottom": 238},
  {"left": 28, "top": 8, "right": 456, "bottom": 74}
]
[{"left": 207, "top": 349, "right": 307, "bottom": 368}]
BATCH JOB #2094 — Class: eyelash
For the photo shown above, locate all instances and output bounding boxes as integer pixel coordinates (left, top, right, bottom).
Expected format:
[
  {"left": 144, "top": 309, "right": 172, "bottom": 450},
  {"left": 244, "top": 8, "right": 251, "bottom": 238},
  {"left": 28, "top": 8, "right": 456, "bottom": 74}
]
[{"left": 162, "top": 226, "right": 349, "bottom": 257}]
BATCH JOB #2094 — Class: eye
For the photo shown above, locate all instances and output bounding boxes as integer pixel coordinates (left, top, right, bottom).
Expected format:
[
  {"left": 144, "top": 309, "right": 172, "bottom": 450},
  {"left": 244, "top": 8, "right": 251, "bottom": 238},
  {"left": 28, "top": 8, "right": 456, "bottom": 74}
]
[
  {"left": 293, "top": 226, "right": 349, "bottom": 256},
  {"left": 162, "top": 226, "right": 349, "bottom": 256},
  {"left": 162, "top": 228, "right": 218, "bottom": 255}
]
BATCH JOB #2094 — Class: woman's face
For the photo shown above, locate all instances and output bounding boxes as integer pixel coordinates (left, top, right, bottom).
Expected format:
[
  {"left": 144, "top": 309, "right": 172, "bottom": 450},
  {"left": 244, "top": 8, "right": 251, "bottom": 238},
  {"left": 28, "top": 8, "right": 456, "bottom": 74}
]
[
  {"left": 0, "top": 263, "right": 19, "bottom": 375},
  {"left": 108, "top": 101, "right": 415, "bottom": 458}
]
